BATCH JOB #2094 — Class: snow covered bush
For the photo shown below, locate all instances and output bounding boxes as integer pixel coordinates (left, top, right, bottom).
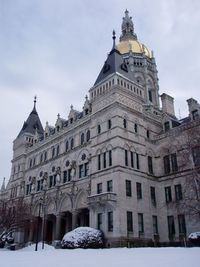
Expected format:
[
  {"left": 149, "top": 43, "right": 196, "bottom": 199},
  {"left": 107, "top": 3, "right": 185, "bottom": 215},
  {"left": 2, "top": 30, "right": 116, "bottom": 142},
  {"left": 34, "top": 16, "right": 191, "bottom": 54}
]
[
  {"left": 188, "top": 232, "right": 200, "bottom": 245},
  {"left": 61, "top": 227, "right": 104, "bottom": 249}
]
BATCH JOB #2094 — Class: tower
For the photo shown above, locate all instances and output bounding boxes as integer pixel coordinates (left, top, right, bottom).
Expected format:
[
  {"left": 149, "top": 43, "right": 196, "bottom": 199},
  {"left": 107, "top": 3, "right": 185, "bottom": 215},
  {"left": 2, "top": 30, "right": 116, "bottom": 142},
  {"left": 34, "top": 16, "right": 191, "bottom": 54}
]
[{"left": 8, "top": 97, "right": 43, "bottom": 198}]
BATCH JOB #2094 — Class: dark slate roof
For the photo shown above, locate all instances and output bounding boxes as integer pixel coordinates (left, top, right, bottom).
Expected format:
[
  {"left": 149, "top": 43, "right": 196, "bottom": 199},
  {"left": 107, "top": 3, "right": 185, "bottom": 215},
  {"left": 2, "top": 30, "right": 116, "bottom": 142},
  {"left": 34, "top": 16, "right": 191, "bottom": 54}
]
[
  {"left": 18, "top": 105, "right": 44, "bottom": 138},
  {"left": 94, "top": 47, "right": 132, "bottom": 86},
  {"left": 179, "top": 116, "right": 191, "bottom": 124}
]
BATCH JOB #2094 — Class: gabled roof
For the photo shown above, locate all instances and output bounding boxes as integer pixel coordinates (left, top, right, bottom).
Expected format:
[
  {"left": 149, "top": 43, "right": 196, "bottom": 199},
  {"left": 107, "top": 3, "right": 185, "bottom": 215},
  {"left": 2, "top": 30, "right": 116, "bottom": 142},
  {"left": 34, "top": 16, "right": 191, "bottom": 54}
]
[
  {"left": 94, "top": 47, "right": 132, "bottom": 86},
  {"left": 18, "top": 100, "right": 44, "bottom": 138}
]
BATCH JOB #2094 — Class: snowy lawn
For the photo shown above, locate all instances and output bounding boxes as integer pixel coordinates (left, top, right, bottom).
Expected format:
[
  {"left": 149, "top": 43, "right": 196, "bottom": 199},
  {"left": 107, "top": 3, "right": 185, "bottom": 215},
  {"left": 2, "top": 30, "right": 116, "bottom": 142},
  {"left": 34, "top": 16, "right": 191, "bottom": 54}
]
[{"left": 0, "top": 243, "right": 199, "bottom": 267}]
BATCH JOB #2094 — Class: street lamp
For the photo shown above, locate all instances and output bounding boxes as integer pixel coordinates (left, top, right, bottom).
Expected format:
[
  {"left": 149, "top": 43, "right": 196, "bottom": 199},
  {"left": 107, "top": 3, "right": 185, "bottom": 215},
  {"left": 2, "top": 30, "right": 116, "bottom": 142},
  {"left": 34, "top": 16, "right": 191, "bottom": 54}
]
[
  {"left": 35, "top": 197, "right": 42, "bottom": 251},
  {"left": 41, "top": 176, "right": 47, "bottom": 249}
]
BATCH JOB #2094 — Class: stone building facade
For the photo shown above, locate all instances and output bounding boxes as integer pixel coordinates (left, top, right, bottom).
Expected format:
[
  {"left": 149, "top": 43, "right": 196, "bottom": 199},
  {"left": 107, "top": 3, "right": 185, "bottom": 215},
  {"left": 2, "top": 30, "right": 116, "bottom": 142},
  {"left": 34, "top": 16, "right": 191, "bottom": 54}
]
[{"left": 1, "top": 10, "right": 200, "bottom": 247}]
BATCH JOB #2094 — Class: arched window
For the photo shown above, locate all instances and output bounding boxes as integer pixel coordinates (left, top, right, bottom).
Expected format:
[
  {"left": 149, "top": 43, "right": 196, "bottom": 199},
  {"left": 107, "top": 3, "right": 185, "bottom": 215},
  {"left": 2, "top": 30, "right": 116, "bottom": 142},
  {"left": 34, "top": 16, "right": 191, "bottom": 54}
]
[
  {"left": 44, "top": 151, "right": 47, "bottom": 161},
  {"left": 65, "top": 141, "right": 69, "bottom": 152},
  {"left": 86, "top": 130, "right": 90, "bottom": 142},
  {"left": 52, "top": 147, "right": 55, "bottom": 158},
  {"left": 108, "top": 119, "right": 112, "bottom": 129},
  {"left": 70, "top": 138, "right": 74, "bottom": 149},
  {"left": 81, "top": 133, "right": 85, "bottom": 145},
  {"left": 56, "top": 145, "right": 60, "bottom": 156},
  {"left": 123, "top": 118, "right": 127, "bottom": 129},
  {"left": 97, "top": 124, "right": 101, "bottom": 134}
]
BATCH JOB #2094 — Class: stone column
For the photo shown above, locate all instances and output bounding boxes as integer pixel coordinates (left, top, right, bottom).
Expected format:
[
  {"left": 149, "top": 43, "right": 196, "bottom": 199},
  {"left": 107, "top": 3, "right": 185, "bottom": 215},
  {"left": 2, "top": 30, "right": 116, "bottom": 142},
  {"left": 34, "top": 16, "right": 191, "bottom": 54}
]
[
  {"left": 28, "top": 219, "right": 35, "bottom": 242},
  {"left": 72, "top": 210, "right": 78, "bottom": 229},
  {"left": 55, "top": 214, "right": 62, "bottom": 240}
]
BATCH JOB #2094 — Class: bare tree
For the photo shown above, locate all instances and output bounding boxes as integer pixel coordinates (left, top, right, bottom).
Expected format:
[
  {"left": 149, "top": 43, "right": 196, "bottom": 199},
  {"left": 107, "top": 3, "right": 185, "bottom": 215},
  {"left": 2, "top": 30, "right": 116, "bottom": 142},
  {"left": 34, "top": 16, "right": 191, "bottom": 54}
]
[
  {"left": 0, "top": 197, "right": 32, "bottom": 237},
  {"left": 167, "top": 124, "right": 200, "bottom": 219}
]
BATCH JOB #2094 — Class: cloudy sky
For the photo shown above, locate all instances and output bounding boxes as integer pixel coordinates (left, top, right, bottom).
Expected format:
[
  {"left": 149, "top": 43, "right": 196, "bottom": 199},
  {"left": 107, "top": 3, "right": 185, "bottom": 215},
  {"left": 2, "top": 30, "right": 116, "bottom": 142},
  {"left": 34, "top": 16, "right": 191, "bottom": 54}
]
[{"left": 0, "top": 0, "right": 200, "bottom": 185}]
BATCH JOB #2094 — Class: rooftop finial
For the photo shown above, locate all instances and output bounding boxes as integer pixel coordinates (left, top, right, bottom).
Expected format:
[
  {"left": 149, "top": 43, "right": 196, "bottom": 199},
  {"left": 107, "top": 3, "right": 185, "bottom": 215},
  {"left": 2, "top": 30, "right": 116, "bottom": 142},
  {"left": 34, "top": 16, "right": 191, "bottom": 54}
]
[
  {"left": 1, "top": 177, "right": 6, "bottom": 192},
  {"left": 34, "top": 95, "right": 37, "bottom": 109},
  {"left": 120, "top": 10, "right": 137, "bottom": 41},
  {"left": 112, "top": 30, "right": 116, "bottom": 49}
]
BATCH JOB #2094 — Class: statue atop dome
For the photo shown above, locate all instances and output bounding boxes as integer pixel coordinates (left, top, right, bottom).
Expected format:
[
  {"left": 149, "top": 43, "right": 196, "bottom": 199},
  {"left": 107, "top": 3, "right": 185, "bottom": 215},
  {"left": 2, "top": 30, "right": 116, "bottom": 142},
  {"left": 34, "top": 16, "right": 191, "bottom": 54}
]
[{"left": 120, "top": 9, "right": 137, "bottom": 41}]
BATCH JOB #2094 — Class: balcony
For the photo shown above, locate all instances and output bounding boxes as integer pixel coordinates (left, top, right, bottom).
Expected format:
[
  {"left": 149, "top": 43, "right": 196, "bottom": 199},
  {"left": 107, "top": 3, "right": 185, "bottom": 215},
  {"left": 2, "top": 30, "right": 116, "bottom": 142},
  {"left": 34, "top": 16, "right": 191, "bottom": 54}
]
[{"left": 88, "top": 192, "right": 117, "bottom": 208}]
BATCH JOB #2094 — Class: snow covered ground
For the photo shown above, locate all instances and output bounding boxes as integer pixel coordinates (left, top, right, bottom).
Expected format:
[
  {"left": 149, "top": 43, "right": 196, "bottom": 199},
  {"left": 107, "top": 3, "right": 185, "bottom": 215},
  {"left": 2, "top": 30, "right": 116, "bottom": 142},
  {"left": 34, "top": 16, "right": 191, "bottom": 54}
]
[{"left": 0, "top": 243, "right": 199, "bottom": 267}]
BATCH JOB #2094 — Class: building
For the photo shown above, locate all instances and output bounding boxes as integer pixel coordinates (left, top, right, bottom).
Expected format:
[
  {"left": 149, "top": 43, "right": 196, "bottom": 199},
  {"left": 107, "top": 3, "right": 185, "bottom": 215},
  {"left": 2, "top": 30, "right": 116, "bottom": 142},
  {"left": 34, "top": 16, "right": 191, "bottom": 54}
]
[{"left": 1, "top": 10, "right": 200, "bottom": 247}]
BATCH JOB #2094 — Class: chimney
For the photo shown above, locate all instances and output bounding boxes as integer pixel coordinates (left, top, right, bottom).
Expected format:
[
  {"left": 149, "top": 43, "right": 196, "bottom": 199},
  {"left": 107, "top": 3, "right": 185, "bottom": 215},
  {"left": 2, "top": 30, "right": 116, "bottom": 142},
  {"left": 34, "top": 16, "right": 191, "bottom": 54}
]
[{"left": 161, "top": 93, "right": 175, "bottom": 116}]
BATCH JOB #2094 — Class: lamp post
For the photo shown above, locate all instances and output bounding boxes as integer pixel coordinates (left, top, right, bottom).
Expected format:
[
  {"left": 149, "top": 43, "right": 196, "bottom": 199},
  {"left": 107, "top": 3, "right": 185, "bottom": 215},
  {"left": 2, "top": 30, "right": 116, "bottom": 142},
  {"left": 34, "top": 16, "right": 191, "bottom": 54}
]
[
  {"left": 41, "top": 176, "right": 47, "bottom": 250},
  {"left": 35, "top": 197, "right": 42, "bottom": 251}
]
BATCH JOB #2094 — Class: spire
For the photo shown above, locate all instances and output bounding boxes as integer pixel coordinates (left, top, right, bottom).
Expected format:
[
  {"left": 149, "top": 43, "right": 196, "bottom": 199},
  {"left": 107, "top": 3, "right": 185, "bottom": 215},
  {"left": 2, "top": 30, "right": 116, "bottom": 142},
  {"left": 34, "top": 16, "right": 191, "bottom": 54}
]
[
  {"left": 32, "top": 95, "right": 37, "bottom": 115},
  {"left": 1, "top": 177, "right": 6, "bottom": 192},
  {"left": 112, "top": 30, "right": 116, "bottom": 49},
  {"left": 17, "top": 97, "right": 44, "bottom": 138},
  {"left": 120, "top": 10, "right": 137, "bottom": 41}
]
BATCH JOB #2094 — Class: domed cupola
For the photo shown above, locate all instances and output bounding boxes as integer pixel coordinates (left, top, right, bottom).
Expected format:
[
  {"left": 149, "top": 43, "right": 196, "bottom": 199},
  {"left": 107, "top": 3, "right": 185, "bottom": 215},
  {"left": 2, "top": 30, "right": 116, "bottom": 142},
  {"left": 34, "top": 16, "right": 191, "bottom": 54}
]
[{"left": 117, "top": 10, "right": 152, "bottom": 58}]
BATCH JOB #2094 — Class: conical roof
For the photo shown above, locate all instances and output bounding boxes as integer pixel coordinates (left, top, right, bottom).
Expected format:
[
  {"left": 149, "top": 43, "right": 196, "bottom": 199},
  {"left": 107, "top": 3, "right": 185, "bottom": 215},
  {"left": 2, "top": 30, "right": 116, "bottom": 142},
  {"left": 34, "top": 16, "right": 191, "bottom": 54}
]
[
  {"left": 17, "top": 97, "right": 44, "bottom": 137},
  {"left": 94, "top": 32, "right": 132, "bottom": 86}
]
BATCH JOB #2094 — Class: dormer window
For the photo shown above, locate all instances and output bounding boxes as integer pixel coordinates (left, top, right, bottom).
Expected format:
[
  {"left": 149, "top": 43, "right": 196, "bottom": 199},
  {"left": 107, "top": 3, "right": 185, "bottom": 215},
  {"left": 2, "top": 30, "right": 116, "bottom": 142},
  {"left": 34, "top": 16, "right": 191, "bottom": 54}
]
[
  {"left": 70, "top": 118, "right": 73, "bottom": 124},
  {"left": 85, "top": 109, "right": 89, "bottom": 115},
  {"left": 164, "top": 121, "right": 170, "bottom": 132},
  {"left": 57, "top": 126, "right": 60, "bottom": 132},
  {"left": 192, "top": 110, "right": 199, "bottom": 121}
]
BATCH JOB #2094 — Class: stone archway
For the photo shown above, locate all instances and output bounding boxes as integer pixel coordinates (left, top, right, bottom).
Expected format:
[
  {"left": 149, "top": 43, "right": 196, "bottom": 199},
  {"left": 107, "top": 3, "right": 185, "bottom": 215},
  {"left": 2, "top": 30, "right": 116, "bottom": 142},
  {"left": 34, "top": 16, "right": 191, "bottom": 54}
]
[{"left": 74, "top": 190, "right": 90, "bottom": 228}]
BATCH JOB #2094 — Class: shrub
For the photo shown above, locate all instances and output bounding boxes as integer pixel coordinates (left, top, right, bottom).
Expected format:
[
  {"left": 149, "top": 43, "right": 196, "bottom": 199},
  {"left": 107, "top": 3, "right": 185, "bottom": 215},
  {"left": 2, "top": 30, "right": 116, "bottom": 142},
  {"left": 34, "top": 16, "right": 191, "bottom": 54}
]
[{"left": 61, "top": 227, "right": 104, "bottom": 249}]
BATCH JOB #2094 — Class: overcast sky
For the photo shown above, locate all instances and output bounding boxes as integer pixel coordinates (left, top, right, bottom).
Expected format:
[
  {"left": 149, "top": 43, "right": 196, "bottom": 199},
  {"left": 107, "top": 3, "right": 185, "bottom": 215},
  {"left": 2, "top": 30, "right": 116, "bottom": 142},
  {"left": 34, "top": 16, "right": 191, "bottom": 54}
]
[{"left": 0, "top": 0, "right": 200, "bottom": 186}]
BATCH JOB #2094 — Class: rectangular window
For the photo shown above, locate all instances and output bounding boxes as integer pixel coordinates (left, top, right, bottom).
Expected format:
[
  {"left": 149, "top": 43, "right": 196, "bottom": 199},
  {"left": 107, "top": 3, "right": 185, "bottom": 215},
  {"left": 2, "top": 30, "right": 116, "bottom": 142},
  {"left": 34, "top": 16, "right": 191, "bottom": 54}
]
[
  {"left": 97, "top": 213, "right": 102, "bottom": 230},
  {"left": 175, "top": 184, "right": 182, "bottom": 201},
  {"left": 152, "top": 215, "right": 158, "bottom": 234},
  {"left": 126, "top": 180, "right": 132, "bottom": 197},
  {"left": 84, "top": 162, "right": 89, "bottom": 176},
  {"left": 164, "top": 155, "right": 170, "bottom": 174},
  {"left": 165, "top": 186, "right": 172, "bottom": 203},
  {"left": 26, "top": 184, "right": 31, "bottom": 195},
  {"left": 138, "top": 213, "right": 144, "bottom": 234},
  {"left": 107, "top": 180, "right": 113, "bottom": 192},
  {"left": 109, "top": 150, "right": 112, "bottom": 166},
  {"left": 167, "top": 216, "right": 175, "bottom": 237},
  {"left": 79, "top": 164, "right": 84, "bottom": 178},
  {"left": 171, "top": 153, "right": 178, "bottom": 172},
  {"left": 37, "top": 180, "right": 42, "bottom": 192},
  {"left": 148, "top": 156, "right": 153, "bottom": 174},
  {"left": 150, "top": 186, "right": 156, "bottom": 205},
  {"left": 108, "top": 211, "right": 113, "bottom": 232},
  {"left": 127, "top": 211, "right": 133, "bottom": 232},
  {"left": 136, "top": 182, "right": 142, "bottom": 199},
  {"left": 125, "top": 150, "right": 128, "bottom": 166},
  {"left": 108, "top": 119, "right": 112, "bottom": 129},
  {"left": 123, "top": 119, "right": 127, "bottom": 129},
  {"left": 103, "top": 152, "right": 106, "bottom": 168},
  {"left": 49, "top": 175, "right": 53, "bottom": 188},
  {"left": 178, "top": 214, "right": 186, "bottom": 234},
  {"left": 68, "top": 169, "right": 71, "bottom": 181},
  {"left": 98, "top": 154, "right": 101, "bottom": 170},
  {"left": 130, "top": 151, "right": 134, "bottom": 168},
  {"left": 134, "top": 123, "right": 138, "bottom": 133},
  {"left": 97, "top": 183, "right": 102, "bottom": 194},
  {"left": 148, "top": 90, "right": 153, "bottom": 102},
  {"left": 53, "top": 175, "right": 56, "bottom": 186},
  {"left": 63, "top": 171, "right": 68, "bottom": 183},
  {"left": 136, "top": 153, "right": 140, "bottom": 169}
]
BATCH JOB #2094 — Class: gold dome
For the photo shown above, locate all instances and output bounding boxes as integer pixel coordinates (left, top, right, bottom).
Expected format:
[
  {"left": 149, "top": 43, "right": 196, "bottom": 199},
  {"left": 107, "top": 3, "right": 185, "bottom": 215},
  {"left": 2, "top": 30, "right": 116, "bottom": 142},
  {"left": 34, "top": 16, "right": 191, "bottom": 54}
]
[{"left": 117, "top": 40, "right": 152, "bottom": 58}]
